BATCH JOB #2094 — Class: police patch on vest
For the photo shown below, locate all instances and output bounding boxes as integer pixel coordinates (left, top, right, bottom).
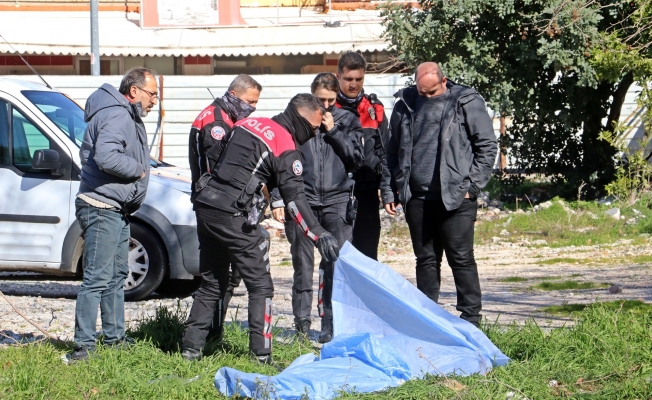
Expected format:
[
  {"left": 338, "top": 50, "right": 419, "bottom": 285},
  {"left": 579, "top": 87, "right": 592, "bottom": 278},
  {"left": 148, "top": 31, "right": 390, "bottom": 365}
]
[
  {"left": 211, "top": 126, "right": 225, "bottom": 140},
  {"left": 292, "top": 160, "right": 303, "bottom": 175}
]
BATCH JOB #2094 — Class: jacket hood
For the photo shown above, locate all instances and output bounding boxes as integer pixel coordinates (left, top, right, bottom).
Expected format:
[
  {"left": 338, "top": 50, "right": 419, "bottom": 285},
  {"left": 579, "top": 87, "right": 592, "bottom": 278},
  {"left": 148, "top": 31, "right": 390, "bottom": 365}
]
[
  {"left": 393, "top": 80, "right": 477, "bottom": 113},
  {"left": 84, "top": 83, "right": 135, "bottom": 122}
]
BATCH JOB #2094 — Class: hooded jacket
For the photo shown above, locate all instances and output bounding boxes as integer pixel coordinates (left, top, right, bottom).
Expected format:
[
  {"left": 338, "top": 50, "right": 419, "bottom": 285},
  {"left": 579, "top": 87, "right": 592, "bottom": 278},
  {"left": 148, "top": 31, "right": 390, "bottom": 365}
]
[
  {"left": 78, "top": 83, "right": 150, "bottom": 213},
  {"left": 380, "top": 81, "right": 497, "bottom": 211},
  {"left": 271, "top": 107, "right": 364, "bottom": 208}
]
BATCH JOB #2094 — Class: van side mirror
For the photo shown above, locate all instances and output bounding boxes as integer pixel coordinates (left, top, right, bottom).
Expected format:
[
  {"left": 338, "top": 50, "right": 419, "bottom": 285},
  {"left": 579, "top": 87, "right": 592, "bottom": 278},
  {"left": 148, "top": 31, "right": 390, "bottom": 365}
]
[{"left": 32, "top": 149, "right": 61, "bottom": 170}]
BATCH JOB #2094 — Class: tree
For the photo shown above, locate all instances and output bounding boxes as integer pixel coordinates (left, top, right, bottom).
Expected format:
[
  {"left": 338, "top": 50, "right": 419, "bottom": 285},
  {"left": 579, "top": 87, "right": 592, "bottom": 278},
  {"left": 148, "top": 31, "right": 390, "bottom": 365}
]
[{"left": 381, "top": 0, "right": 652, "bottom": 198}]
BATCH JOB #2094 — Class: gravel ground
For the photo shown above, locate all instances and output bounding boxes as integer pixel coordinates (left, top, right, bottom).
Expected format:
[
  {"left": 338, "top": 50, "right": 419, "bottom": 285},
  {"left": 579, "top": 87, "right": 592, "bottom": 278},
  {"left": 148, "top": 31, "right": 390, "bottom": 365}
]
[{"left": 1, "top": 228, "right": 651, "bottom": 346}]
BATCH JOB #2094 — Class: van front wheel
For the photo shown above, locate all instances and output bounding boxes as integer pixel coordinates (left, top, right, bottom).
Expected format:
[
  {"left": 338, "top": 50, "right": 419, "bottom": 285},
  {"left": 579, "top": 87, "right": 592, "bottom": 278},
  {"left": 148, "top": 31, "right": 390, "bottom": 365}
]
[{"left": 124, "top": 223, "right": 166, "bottom": 301}]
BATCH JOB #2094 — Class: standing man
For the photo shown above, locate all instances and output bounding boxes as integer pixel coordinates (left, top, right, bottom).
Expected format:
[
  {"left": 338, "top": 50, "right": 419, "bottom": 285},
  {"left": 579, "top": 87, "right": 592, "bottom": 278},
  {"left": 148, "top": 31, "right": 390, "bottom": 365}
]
[
  {"left": 68, "top": 68, "right": 157, "bottom": 361},
  {"left": 335, "top": 52, "right": 389, "bottom": 260},
  {"left": 381, "top": 62, "right": 497, "bottom": 327},
  {"left": 271, "top": 73, "right": 363, "bottom": 343},
  {"left": 181, "top": 94, "right": 341, "bottom": 363},
  {"left": 189, "top": 74, "right": 262, "bottom": 341}
]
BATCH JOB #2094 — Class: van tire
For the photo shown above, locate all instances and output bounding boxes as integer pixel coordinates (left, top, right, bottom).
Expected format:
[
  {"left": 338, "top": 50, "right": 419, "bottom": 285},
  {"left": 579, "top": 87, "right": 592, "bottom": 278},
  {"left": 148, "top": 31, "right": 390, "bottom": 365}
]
[
  {"left": 124, "top": 222, "right": 167, "bottom": 302},
  {"left": 154, "top": 277, "right": 201, "bottom": 298}
]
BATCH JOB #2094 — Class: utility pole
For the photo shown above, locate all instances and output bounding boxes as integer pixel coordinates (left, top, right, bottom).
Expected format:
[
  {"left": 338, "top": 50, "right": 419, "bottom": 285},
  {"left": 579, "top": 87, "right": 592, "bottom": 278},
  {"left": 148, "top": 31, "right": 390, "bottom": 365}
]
[{"left": 90, "top": 0, "right": 100, "bottom": 76}]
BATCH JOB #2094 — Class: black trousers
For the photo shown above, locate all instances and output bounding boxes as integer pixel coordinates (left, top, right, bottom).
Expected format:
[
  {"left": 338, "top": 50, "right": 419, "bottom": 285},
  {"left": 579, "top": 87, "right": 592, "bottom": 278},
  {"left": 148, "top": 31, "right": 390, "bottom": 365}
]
[
  {"left": 405, "top": 197, "right": 482, "bottom": 325},
  {"left": 182, "top": 207, "right": 273, "bottom": 355},
  {"left": 285, "top": 201, "right": 352, "bottom": 325},
  {"left": 351, "top": 188, "right": 381, "bottom": 260}
]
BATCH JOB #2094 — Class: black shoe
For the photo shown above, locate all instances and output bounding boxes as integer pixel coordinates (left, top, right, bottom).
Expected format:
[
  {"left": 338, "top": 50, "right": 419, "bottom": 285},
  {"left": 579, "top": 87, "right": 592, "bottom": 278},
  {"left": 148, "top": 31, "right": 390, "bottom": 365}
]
[
  {"left": 65, "top": 346, "right": 92, "bottom": 363},
  {"left": 253, "top": 354, "right": 282, "bottom": 372},
  {"left": 294, "top": 318, "right": 311, "bottom": 338},
  {"left": 181, "top": 347, "right": 202, "bottom": 361},
  {"left": 319, "top": 317, "right": 333, "bottom": 343},
  {"left": 107, "top": 336, "right": 136, "bottom": 349}
]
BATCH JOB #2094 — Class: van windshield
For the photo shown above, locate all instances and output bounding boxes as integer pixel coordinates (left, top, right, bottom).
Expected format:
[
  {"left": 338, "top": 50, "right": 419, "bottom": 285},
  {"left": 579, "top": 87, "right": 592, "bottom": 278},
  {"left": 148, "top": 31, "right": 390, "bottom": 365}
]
[{"left": 22, "top": 90, "right": 87, "bottom": 148}]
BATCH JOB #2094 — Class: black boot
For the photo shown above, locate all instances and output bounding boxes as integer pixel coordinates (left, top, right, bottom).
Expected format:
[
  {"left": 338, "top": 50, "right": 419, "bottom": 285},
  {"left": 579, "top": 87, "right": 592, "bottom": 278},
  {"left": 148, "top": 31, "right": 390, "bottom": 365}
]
[
  {"left": 207, "top": 298, "right": 225, "bottom": 342},
  {"left": 294, "top": 318, "right": 311, "bottom": 339},
  {"left": 319, "top": 316, "right": 333, "bottom": 344}
]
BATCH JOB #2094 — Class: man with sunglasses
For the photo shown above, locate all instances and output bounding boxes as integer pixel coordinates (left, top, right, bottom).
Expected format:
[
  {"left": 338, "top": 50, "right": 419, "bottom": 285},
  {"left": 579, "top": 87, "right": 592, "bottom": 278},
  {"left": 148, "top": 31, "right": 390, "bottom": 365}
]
[{"left": 68, "top": 68, "right": 157, "bottom": 362}]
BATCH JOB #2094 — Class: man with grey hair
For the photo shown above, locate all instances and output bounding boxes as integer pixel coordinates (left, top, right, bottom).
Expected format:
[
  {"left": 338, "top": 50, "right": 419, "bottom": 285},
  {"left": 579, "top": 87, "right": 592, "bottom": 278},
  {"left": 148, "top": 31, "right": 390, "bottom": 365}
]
[
  {"left": 381, "top": 62, "right": 497, "bottom": 328},
  {"left": 68, "top": 68, "right": 157, "bottom": 361},
  {"left": 188, "top": 74, "right": 262, "bottom": 342}
]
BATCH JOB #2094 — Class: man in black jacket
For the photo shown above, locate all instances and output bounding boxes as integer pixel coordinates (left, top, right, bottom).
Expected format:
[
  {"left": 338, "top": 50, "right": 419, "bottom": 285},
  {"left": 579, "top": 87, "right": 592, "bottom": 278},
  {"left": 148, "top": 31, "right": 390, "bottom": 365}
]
[
  {"left": 188, "top": 74, "right": 261, "bottom": 342},
  {"left": 381, "top": 62, "right": 497, "bottom": 327},
  {"left": 271, "top": 73, "right": 363, "bottom": 343},
  {"left": 181, "top": 94, "right": 340, "bottom": 363},
  {"left": 335, "top": 52, "right": 389, "bottom": 261}
]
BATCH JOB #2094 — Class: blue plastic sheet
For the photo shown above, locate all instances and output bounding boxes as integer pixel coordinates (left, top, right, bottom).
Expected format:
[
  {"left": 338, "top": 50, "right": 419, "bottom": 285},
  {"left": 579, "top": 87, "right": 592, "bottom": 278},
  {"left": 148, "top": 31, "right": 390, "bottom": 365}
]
[{"left": 215, "top": 242, "right": 509, "bottom": 399}]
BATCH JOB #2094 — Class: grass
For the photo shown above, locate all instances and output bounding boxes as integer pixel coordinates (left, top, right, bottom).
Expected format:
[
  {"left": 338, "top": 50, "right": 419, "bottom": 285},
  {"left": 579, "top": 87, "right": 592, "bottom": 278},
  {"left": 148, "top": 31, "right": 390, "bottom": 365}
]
[
  {"left": 541, "top": 300, "right": 652, "bottom": 316},
  {"left": 529, "top": 280, "right": 610, "bottom": 291},
  {"left": 475, "top": 195, "right": 652, "bottom": 247},
  {"left": 498, "top": 276, "right": 529, "bottom": 283},
  {"left": 2, "top": 302, "right": 650, "bottom": 399}
]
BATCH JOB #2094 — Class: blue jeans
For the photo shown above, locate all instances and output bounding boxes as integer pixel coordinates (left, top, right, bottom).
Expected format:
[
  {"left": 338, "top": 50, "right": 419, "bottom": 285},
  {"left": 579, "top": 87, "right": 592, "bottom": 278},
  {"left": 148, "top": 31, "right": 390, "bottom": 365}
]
[{"left": 73, "top": 198, "right": 130, "bottom": 349}]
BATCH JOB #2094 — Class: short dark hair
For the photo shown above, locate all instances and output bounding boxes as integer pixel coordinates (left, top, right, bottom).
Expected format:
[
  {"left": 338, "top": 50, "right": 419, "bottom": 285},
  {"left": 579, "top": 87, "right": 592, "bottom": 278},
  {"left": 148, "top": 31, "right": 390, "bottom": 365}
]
[
  {"left": 337, "top": 52, "right": 367, "bottom": 73},
  {"left": 228, "top": 74, "right": 262, "bottom": 94},
  {"left": 310, "top": 72, "right": 339, "bottom": 94},
  {"left": 290, "top": 93, "right": 324, "bottom": 114},
  {"left": 119, "top": 68, "right": 157, "bottom": 95}
]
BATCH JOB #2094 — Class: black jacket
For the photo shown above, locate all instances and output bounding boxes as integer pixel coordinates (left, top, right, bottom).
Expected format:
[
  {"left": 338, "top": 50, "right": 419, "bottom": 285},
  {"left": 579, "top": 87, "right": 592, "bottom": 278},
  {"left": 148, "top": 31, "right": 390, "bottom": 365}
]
[
  {"left": 272, "top": 107, "right": 364, "bottom": 208},
  {"left": 336, "top": 93, "right": 389, "bottom": 191},
  {"left": 380, "top": 82, "right": 497, "bottom": 211},
  {"left": 188, "top": 98, "right": 235, "bottom": 197},
  {"left": 195, "top": 116, "right": 327, "bottom": 240}
]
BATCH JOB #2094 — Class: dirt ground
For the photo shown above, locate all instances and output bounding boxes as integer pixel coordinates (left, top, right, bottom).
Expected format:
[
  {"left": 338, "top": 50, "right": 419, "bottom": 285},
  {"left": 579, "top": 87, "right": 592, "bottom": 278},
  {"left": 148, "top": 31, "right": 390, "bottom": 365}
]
[{"left": 1, "top": 229, "right": 651, "bottom": 343}]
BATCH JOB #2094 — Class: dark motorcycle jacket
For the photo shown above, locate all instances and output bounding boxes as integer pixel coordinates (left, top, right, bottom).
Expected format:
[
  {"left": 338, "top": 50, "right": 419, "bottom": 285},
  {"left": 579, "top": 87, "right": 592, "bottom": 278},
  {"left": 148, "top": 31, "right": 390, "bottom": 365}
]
[
  {"left": 188, "top": 98, "right": 235, "bottom": 198},
  {"left": 271, "top": 107, "right": 364, "bottom": 208},
  {"left": 194, "top": 116, "right": 328, "bottom": 241},
  {"left": 336, "top": 93, "right": 389, "bottom": 190}
]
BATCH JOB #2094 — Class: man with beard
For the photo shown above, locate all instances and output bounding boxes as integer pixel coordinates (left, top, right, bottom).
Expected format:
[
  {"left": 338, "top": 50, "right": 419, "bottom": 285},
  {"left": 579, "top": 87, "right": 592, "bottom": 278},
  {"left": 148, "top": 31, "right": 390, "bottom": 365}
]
[
  {"left": 335, "top": 52, "right": 389, "bottom": 261},
  {"left": 68, "top": 68, "right": 157, "bottom": 361},
  {"left": 181, "top": 94, "right": 341, "bottom": 363},
  {"left": 271, "top": 73, "right": 363, "bottom": 343},
  {"left": 189, "top": 74, "right": 262, "bottom": 342}
]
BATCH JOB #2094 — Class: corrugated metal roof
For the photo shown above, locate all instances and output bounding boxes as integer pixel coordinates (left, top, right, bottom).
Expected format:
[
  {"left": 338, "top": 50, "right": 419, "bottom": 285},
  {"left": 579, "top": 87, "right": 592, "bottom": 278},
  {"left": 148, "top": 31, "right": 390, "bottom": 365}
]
[{"left": 0, "top": 11, "right": 388, "bottom": 57}]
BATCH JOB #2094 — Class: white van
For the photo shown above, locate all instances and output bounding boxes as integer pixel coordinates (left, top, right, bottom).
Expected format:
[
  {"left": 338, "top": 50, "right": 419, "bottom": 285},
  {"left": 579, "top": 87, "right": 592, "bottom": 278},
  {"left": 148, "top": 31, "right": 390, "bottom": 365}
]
[{"left": 0, "top": 77, "right": 201, "bottom": 300}]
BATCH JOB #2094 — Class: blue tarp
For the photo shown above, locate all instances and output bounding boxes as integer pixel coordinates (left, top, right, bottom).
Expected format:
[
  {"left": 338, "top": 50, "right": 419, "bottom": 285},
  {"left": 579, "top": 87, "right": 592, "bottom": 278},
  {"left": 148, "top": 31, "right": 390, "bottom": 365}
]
[{"left": 215, "top": 242, "right": 509, "bottom": 399}]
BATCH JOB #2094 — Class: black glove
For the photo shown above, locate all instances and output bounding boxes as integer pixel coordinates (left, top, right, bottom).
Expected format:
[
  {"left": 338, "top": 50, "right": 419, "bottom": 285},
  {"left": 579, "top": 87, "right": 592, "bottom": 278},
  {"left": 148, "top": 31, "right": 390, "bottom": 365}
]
[
  {"left": 374, "top": 162, "right": 384, "bottom": 176},
  {"left": 316, "top": 232, "right": 340, "bottom": 263}
]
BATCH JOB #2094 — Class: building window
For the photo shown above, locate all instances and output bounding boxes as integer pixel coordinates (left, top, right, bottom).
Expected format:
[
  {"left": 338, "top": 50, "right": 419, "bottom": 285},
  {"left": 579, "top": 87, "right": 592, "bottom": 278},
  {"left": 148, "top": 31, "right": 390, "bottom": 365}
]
[{"left": 76, "top": 57, "right": 123, "bottom": 75}]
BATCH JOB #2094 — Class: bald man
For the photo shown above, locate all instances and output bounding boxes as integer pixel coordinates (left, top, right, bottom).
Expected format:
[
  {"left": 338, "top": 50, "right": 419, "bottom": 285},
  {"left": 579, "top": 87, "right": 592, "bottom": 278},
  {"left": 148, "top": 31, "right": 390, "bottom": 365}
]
[{"left": 380, "top": 62, "right": 497, "bottom": 328}]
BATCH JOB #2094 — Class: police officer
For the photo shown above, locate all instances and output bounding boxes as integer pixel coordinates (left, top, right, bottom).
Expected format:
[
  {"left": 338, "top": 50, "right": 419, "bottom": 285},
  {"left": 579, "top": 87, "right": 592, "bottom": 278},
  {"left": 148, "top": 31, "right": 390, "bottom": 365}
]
[
  {"left": 181, "top": 94, "right": 340, "bottom": 363},
  {"left": 271, "top": 73, "right": 363, "bottom": 343},
  {"left": 335, "top": 52, "right": 389, "bottom": 261},
  {"left": 188, "top": 74, "right": 262, "bottom": 342}
]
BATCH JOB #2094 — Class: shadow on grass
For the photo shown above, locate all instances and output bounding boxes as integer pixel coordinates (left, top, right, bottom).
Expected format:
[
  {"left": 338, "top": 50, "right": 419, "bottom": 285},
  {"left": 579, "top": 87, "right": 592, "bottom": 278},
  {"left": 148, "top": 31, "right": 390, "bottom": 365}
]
[{"left": 541, "top": 299, "right": 652, "bottom": 315}]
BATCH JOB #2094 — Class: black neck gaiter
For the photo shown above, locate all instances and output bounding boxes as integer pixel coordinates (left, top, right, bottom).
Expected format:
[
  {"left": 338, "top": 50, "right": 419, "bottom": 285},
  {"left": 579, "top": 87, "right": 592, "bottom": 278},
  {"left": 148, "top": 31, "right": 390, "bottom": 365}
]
[
  {"left": 272, "top": 104, "right": 315, "bottom": 146},
  {"left": 221, "top": 91, "right": 256, "bottom": 121},
  {"left": 337, "top": 89, "right": 364, "bottom": 110}
]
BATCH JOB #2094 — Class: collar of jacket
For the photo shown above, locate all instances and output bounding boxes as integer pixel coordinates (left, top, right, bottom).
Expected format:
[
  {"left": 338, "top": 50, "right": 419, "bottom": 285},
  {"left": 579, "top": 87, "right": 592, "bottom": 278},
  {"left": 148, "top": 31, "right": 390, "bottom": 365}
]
[{"left": 212, "top": 97, "right": 236, "bottom": 124}]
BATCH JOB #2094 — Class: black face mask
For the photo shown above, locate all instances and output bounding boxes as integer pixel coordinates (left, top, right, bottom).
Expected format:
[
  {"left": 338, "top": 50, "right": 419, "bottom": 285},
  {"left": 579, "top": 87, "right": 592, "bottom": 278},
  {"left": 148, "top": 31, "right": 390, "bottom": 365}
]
[
  {"left": 222, "top": 91, "right": 256, "bottom": 121},
  {"left": 283, "top": 104, "right": 317, "bottom": 146},
  {"left": 325, "top": 103, "right": 335, "bottom": 112}
]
